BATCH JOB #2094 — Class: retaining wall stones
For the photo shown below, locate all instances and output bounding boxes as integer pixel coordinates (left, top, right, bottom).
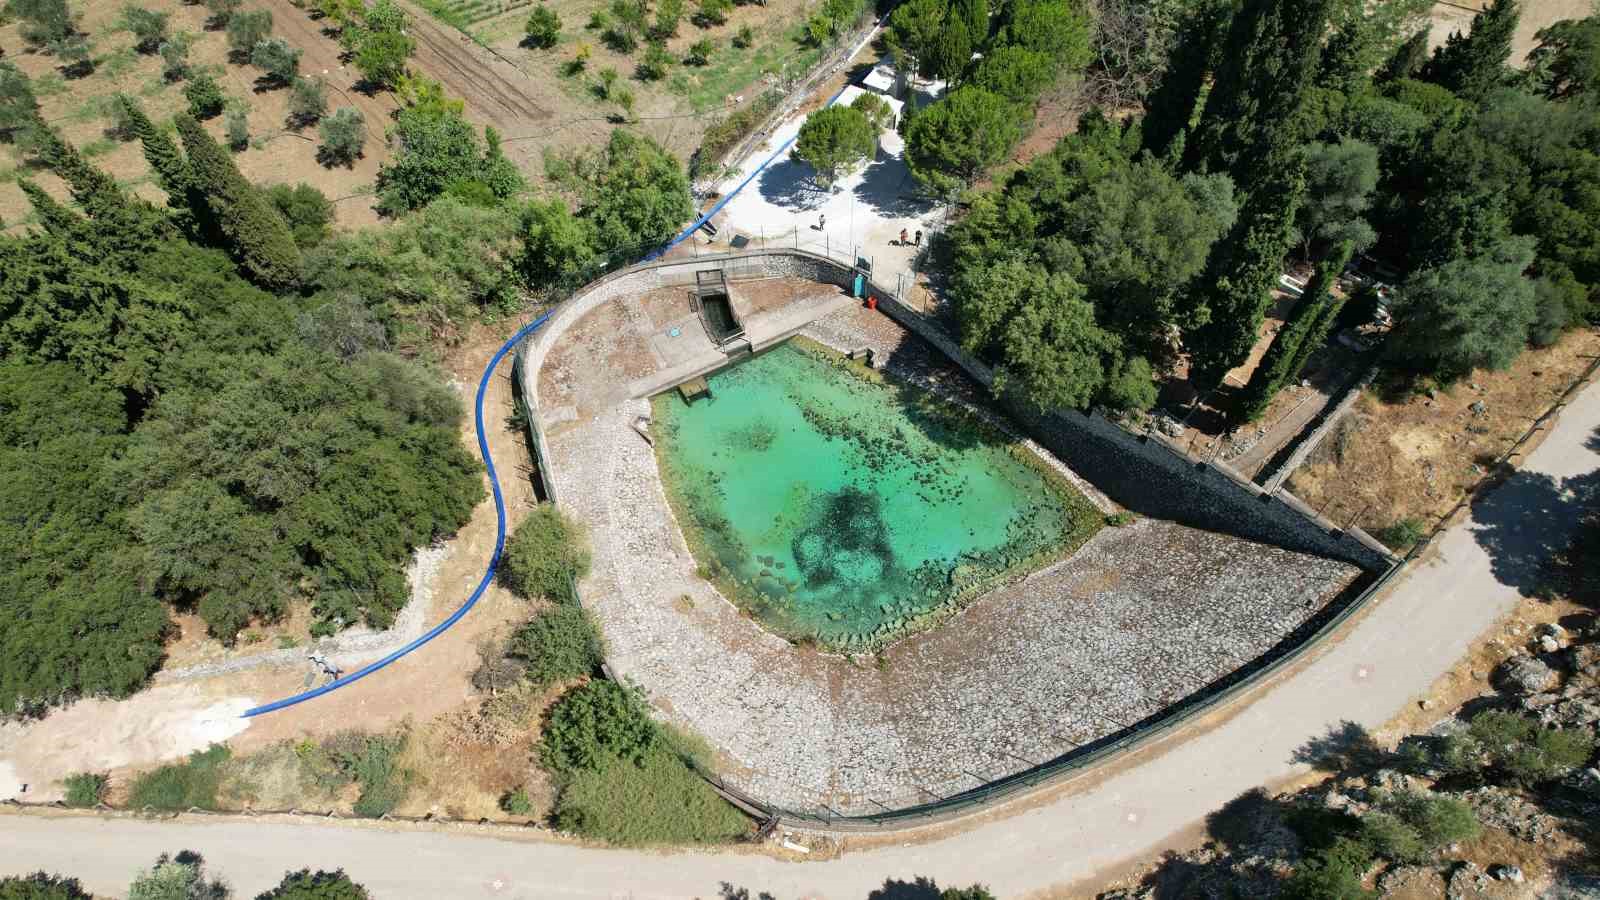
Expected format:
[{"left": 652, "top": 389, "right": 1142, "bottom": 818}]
[
  {"left": 783, "top": 250, "right": 1397, "bottom": 574},
  {"left": 519, "top": 248, "right": 1394, "bottom": 573}
]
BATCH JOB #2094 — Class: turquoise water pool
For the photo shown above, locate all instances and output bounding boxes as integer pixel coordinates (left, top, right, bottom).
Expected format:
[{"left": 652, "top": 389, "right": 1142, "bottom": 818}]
[{"left": 653, "top": 339, "right": 1098, "bottom": 649}]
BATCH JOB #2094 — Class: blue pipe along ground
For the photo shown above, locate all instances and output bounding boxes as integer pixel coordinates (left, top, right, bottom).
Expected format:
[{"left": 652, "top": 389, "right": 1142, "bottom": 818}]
[{"left": 244, "top": 84, "right": 853, "bottom": 718}]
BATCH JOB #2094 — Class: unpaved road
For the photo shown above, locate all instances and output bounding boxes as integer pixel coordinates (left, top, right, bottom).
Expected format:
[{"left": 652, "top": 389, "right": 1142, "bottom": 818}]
[{"left": 4, "top": 377, "right": 1596, "bottom": 898}]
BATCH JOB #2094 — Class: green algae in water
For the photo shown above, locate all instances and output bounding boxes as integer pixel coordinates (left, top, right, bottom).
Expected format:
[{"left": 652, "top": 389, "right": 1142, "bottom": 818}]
[{"left": 653, "top": 339, "right": 1099, "bottom": 648}]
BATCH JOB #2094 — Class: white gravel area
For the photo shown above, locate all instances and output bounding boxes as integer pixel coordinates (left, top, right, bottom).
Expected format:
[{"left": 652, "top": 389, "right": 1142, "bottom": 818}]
[{"left": 531, "top": 287, "right": 1363, "bottom": 815}]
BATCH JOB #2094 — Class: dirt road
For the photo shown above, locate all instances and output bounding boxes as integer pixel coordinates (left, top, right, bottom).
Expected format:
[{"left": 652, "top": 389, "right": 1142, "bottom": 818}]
[{"left": 6, "top": 376, "right": 1596, "bottom": 898}]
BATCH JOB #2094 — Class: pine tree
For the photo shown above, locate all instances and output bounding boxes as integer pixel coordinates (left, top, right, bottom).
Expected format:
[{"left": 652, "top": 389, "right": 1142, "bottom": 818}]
[
  {"left": 1187, "top": 148, "right": 1307, "bottom": 386},
  {"left": 1376, "top": 28, "right": 1430, "bottom": 83},
  {"left": 1238, "top": 240, "right": 1355, "bottom": 419},
  {"left": 1186, "top": 0, "right": 1334, "bottom": 180},
  {"left": 1421, "top": 0, "right": 1518, "bottom": 99},
  {"left": 174, "top": 113, "right": 301, "bottom": 289},
  {"left": 1139, "top": 0, "right": 1233, "bottom": 160},
  {"left": 1316, "top": 16, "right": 1370, "bottom": 93}
]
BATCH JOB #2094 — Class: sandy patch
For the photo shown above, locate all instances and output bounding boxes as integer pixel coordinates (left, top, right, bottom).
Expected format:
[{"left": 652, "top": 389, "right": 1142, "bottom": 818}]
[{"left": 0, "top": 685, "right": 255, "bottom": 802}]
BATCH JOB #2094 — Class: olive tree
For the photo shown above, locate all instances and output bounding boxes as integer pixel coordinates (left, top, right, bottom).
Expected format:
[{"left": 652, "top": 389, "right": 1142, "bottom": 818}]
[{"left": 318, "top": 107, "right": 367, "bottom": 166}]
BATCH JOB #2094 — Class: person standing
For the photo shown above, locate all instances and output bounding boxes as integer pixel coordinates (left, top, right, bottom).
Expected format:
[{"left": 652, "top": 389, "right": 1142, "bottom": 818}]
[
  {"left": 914, "top": 229, "right": 922, "bottom": 247},
  {"left": 899, "top": 228, "right": 908, "bottom": 245}
]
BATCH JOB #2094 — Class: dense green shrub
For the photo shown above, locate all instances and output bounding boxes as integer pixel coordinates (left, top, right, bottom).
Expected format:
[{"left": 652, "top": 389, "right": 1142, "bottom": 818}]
[
  {"left": 61, "top": 772, "right": 107, "bottom": 807},
  {"left": 541, "top": 681, "right": 660, "bottom": 774},
  {"left": 255, "top": 869, "right": 371, "bottom": 900},
  {"left": 305, "top": 196, "right": 522, "bottom": 347},
  {"left": 183, "top": 74, "right": 226, "bottom": 119},
  {"left": 265, "top": 183, "right": 335, "bottom": 248},
  {"left": 0, "top": 873, "right": 93, "bottom": 900},
  {"left": 317, "top": 731, "right": 414, "bottom": 818},
  {"left": 553, "top": 746, "right": 748, "bottom": 845},
  {"left": 636, "top": 42, "right": 673, "bottom": 80},
  {"left": 1376, "top": 517, "right": 1426, "bottom": 551},
  {"left": 1441, "top": 709, "right": 1597, "bottom": 786},
  {"left": 375, "top": 104, "right": 521, "bottom": 213},
  {"left": 1279, "top": 836, "right": 1373, "bottom": 899},
  {"left": 127, "top": 745, "right": 232, "bottom": 811},
  {"left": 509, "top": 603, "right": 605, "bottom": 686},
  {"left": 500, "top": 504, "right": 592, "bottom": 602},
  {"left": 500, "top": 787, "right": 535, "bottom": 815},
  {"left": 127, "top": 851, "right": 230, "bottom": 900},
  {"left": 544, "top": 128, "right": 691, "bottom": 261},
  {"left": 524, "top": 4, "right": 561, "bottom": 48}
]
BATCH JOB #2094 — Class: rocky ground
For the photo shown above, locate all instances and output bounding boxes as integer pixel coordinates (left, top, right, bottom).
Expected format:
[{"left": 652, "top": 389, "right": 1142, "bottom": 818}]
[{"left": 1095, "top": 615, "right": 1600, "bottom": 900}]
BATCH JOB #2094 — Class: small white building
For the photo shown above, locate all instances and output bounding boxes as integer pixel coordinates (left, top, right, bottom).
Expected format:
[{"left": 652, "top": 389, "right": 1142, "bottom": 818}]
[
  {"left": 861, "top": 62, "right": 903, "bottom": 98},
  {"left": 838, "top": 83, "right": 907, "bottom": 132}
]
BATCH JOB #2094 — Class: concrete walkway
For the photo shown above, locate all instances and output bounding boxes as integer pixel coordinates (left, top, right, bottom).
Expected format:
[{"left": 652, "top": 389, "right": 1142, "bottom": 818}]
[{"left": 4, "top": 381, "right": 1596, "bottom": 899}]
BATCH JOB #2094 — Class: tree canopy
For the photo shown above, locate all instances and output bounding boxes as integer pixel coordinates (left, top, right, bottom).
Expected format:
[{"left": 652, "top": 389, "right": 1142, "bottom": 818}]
[
  {"left": 905, "top": 87, "right": 1024, "bottom": 195},
  {"left": 793, "top": 103, "right": 877, "bottom": 185},
  {"left": 1386, "top": 236, "right": 1539, "bottom": 377},
  {"left": 0, "top": 140, "right": 484, "bottom": 713}
]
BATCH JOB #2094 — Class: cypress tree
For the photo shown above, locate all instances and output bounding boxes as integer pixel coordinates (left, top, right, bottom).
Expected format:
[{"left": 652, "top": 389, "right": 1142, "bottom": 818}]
[
  {"left": 933, "top": 15, "right": 974, "bottom": 83},
  {"left": 1421, "top": 0, "right": 1518, "bottom": 99},
  {"left": 1238, "top": 240, "right": 1355, "bottom": 420},
  {"left": 32, "top": 129, "right": 174, "bottom": 264},
  {"left": 34, "top": 127, "right": 124, "bottom": 213},
  {"left": 1140, "top": 0, "right": 1233, "bottom": 160},
  {"left": 120, "top": 96, "right": 191, "bottom": 198},
  {"left": 957, "top": 0, "right": 987, "bottom": 46},
  {"left": 17, "top": 178, "right": 82, "bottom": 235},
  {"left": 1187, "top": 0, "right": 1334, "bottom": 180},
  {"left": 174, "top": 113, "right": 301, "bottom": 290},
  {"left": 1376, "top": 28, "right": 1430, "bottom": 83},
  {"left": 1186, "top": 147, "right": 1306, "bottom": 386}
]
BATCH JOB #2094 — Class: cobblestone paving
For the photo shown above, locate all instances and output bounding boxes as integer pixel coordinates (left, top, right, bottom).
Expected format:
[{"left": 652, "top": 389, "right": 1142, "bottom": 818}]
[{"left": 532, "top": 289, "right": 1362, "bottom": 815}]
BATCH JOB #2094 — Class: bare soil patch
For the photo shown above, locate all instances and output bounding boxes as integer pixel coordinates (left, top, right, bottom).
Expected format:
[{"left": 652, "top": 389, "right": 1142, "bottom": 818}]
[
  {"left": 0, "top": 0, "right": 392, "bottom": 230},
  {"left": 1285, "top": 329, "right": 1600, "bottom": 539},
  {"left": 1428, "top": 0, "right": 1594, "bottom": 63}
]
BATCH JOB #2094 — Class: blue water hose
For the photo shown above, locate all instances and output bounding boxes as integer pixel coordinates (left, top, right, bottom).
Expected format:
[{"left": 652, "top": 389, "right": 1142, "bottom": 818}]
[
  {"left": 245, "top": 84, "right": 854, "bottom": 717},
  {"left": 242, "top": 310, "right": 554, "bottom": 717}
]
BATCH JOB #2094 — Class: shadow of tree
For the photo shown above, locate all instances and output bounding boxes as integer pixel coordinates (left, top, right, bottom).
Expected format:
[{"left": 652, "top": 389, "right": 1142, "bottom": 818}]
[
  {"left": 1469, "top": 441, "right": 1600, "bottom": 597},
  {"left": 851, "top": 150, "right": 932, "bottom": 219},
  {"left": 1290, "top": 720, "right": 1391, "bottom": 773},
  {"left": 757, "top": 156, "right": 829, "bottom": 211},
  {"left": 718, "top": 882, "right": 775, "bottom": 900},
  {"left": 1107, "top": 789, "right": 1302, "bottom": 899},
  {"left": 865, "top": 877, "right": 942, "bottom": 900}
]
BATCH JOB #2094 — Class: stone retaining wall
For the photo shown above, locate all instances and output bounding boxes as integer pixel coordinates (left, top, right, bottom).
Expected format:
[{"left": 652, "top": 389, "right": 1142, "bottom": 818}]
[
  {"left": 774, "top": 250, "right": 1397, "bottom": 573},
  {"left": 519, "top": 248, "right": 1394, "bottom": 573}
]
